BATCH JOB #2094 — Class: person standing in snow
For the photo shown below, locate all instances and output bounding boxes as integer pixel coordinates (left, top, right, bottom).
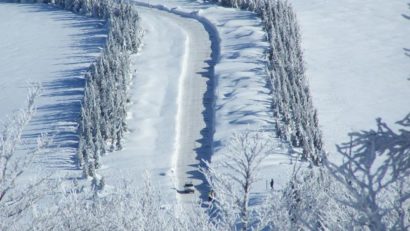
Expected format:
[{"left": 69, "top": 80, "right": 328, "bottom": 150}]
[{"left": 208, "top": 190, "right": 215, "bottom": 201}]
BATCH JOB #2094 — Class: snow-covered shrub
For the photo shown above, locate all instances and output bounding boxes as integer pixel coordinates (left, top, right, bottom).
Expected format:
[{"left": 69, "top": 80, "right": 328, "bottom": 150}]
[
  {"left": 31, "top": 175, "right": 218, "bottom": 231},
  {"left": 283, "top": 166, "right": 354, "bottom": 230}
]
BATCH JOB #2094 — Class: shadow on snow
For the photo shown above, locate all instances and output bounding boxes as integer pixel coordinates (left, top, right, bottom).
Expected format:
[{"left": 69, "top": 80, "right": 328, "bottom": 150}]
[{"left": 11, "top": 2, "right": 107, "bottom": 171}]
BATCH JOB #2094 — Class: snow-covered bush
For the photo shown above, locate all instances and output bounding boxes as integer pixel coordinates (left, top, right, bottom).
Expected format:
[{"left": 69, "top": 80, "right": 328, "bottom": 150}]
[
  {"left": 282, "top": 166, "right": 353, "bottom": 230},
  {"left": 31, "top": 175, "right": 218, "bottom": 231}
]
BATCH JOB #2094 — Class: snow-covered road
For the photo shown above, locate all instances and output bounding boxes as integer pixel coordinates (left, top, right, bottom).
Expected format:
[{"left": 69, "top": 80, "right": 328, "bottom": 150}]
[
  {"left": 172, "top": 13, "right": 213, "bottom": 204},
  {"left": 100, "top": 6, "right": 213, "bottom": 206}
]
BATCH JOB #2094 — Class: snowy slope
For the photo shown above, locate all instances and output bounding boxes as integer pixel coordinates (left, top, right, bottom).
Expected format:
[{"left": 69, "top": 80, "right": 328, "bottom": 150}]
[
  {"left": 290, "top": 0, "right": 410, "bottom": 161},
  {"left": 0, "top": 3, "right": 106, "bottom": 176}
]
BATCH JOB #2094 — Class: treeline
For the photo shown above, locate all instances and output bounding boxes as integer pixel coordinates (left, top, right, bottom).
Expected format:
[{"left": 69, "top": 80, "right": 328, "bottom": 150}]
[
  {"left": 9, "top": 0, "right": 143, "bottom": 177},
  {"left": 74, "top": 0, "right": 142, "bottom": 179},
  {"left": 261, "top": 1, "right": 323, "bottom": 165},
  {"left": 211, "top": 0, "right": 324, "bottom": 165}
]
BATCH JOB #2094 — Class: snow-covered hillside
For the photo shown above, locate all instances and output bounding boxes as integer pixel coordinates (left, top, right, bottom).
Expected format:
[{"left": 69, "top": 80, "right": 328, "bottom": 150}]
[
  {"left": 290, "top": 0, "right": 410, "bottom": 160},
  {"left": 0, "top": 2, "right": 106, "bottom": 175}
]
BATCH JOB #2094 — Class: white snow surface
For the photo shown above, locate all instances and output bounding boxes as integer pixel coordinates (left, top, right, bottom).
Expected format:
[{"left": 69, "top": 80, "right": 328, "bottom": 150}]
[
  {"left": 0, "top": 3, "right": 106, "bottom": 176},
  {"left": 290, "top": 0, "right": 410, "bottom": 161}
]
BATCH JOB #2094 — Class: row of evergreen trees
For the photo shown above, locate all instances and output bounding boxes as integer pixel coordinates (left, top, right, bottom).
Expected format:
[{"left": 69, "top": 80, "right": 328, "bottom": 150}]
[
  {"left": 72, "top": 0, "right": 142, "bottom": 177},
  {"left": 11, "top": 0, "right": 143, "bottom": 177},
  {"left": 261, "top": 1, "right": 324, "bottom": 165},
  {"left": 75, "top": 0, "right": 142, "bottom": 178},
  {"left": 211, "top": 0, "right": 324, "bottom": 165}
]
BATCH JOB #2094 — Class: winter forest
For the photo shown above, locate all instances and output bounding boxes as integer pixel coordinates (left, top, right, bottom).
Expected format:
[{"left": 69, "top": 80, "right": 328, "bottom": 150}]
[{"left": 1, "top": 0, "right": 409, "bottom": 230}]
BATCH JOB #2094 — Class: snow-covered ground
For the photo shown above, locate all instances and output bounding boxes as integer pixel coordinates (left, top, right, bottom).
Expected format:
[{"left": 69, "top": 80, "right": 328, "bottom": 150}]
[
  {"left": 0, "top": 2, "right": 106, "bottom": 176},
  {"left": 290, "top": 0, "right": 410, "bottom": 161}
]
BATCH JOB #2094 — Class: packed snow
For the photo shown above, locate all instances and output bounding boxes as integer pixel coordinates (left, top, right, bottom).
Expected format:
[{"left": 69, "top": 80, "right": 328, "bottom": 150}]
[
  {"left": 290, "top": 0, "right": 410, "bottom": 161},
  {"left": 0, "top": 2, "right": 106, "bottom": 176}
]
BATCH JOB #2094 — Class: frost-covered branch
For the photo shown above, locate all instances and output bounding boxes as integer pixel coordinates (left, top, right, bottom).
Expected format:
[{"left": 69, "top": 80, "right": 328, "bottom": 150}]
[
  {"left": 201, "top": 130, "right": 280, "bottom": 230},
  {"left": 0, "top": 85, "right": 52, "bottom": 230}
]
